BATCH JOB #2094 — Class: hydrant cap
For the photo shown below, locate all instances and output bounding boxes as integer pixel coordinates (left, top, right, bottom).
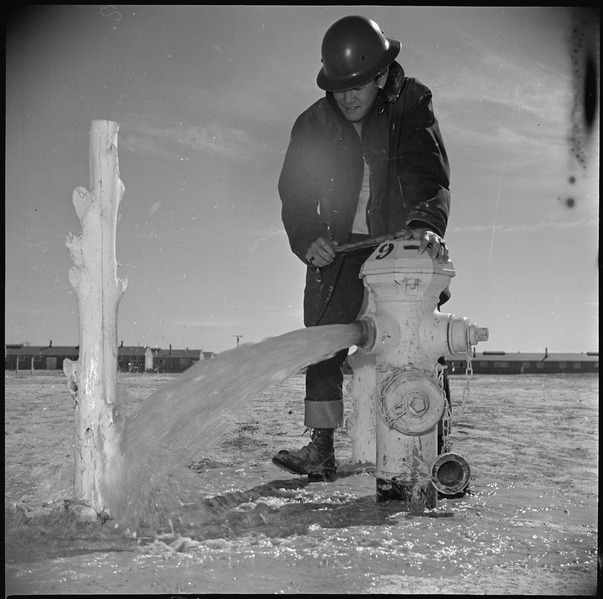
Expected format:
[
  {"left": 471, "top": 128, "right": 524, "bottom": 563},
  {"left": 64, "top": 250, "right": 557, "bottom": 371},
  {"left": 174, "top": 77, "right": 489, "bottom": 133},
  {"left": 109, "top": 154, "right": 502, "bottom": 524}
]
[{"left": 380, "top": 372, "right": 445, "bottom": 435}]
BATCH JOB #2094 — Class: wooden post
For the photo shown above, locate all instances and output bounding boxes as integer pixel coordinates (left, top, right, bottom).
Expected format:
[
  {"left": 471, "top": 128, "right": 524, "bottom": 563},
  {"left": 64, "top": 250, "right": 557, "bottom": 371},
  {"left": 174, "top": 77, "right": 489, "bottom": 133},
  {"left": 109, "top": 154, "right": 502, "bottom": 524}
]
[{"left": 64, "top": 120, "right": 127, "bottom": 514}]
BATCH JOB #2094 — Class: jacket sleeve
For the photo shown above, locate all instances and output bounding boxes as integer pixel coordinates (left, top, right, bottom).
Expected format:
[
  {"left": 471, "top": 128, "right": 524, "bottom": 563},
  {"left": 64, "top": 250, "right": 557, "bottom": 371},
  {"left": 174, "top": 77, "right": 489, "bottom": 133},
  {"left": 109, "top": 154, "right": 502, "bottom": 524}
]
[
  {"left": 278, "top": 110, "right": 331, "bottom": 263},
  {"left": 396, "top": 80, "right": 451, "bottom": 237}
]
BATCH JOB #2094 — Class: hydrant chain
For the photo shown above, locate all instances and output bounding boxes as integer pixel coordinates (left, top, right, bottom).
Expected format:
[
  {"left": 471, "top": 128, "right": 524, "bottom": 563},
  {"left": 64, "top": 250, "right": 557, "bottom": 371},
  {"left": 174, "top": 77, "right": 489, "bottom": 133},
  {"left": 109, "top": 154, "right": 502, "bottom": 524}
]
[
  {"left": 461, "top": 336, "right": 474, "bottom": 412},
  {"left": 436, "top": 361, "right": 452, "bottom": 454}
]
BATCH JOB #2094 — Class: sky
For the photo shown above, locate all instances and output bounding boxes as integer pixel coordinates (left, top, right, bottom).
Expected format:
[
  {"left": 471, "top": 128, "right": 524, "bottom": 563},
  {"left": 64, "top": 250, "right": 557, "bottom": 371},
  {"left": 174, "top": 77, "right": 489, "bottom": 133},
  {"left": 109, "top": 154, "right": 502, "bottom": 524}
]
[{"left": 5, "top": 5, "right": 599, "bottom": 355}]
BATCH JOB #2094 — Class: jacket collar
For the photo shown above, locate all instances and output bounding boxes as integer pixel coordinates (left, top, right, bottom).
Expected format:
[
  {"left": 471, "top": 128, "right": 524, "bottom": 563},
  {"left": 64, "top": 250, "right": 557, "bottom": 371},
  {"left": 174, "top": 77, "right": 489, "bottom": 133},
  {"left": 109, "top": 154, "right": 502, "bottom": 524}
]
[{"left": 382, "top": 61, "right": 405, "bottom": 104}]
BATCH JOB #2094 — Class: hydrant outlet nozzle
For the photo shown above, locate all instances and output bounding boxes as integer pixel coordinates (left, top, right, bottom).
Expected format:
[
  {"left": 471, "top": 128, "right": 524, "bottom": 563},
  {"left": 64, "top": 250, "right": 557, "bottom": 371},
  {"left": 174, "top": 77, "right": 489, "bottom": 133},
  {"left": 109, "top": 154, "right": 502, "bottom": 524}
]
[
  {"left": 431, "top": 452, "right": 471, "bottom": 496},
  {"left": 354, "top": 317, "right": 376, "bottom": 352},
  {"left": 353, "top": 313, "right": 400, "bottom": 355},
  {"left": 448, "top": 317, "right": 489, "bottom": 354}
]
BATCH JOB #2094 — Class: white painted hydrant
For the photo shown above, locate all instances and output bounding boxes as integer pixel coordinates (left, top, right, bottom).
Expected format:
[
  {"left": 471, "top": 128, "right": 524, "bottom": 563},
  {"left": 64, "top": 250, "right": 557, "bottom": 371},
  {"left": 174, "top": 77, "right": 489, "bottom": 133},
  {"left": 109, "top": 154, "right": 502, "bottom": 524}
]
[{"left": 348, "top": 238, "right": 488, "bottom": 509}]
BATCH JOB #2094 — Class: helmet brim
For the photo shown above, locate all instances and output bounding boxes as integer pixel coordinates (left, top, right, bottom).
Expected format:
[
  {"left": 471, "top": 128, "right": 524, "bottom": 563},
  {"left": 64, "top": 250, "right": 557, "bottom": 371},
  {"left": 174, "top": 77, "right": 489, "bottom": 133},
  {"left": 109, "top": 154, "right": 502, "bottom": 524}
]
[{"left": 316, "top": 38, "right": 400, "bottom": 92}]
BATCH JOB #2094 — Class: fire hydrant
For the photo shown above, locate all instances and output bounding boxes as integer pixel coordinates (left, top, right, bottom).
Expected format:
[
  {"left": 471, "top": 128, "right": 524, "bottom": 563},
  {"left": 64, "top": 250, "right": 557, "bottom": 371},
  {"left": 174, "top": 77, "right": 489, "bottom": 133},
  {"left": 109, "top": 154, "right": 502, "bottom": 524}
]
[{"left": 349, "top": 238, "right": 488, "bottom": 509}]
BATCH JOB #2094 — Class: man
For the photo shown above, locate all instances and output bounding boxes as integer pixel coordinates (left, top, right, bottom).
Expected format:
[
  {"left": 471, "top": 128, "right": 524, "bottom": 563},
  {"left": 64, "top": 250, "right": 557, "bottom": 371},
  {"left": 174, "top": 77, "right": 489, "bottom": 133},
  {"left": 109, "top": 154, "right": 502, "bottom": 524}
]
[{"left": 273, "top": 15, "right": 451, "bottom": 481}]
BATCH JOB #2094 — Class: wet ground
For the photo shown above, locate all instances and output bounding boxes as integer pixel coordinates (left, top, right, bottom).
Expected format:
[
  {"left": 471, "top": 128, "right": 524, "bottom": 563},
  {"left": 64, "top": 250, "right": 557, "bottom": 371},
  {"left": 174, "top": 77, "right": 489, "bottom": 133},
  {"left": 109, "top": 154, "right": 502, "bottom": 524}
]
[{"left": 5, "top": 370, "right": 599, "bottom": 595}]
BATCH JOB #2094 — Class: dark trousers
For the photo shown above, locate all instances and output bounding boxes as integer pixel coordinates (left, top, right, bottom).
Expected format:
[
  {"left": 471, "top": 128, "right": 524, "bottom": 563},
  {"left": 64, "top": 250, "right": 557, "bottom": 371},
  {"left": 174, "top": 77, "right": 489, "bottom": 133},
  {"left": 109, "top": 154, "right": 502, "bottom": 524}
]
[{"left": 304, "top": 237, "right": 373, "bottom": 428}]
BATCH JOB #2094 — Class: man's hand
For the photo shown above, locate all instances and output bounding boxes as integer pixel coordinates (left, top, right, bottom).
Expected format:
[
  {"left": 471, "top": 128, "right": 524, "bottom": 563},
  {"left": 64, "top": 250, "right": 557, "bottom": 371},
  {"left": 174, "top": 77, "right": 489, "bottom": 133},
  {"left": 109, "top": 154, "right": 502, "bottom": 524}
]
[
  {"left": 399, "top": 228, "right": 449, "bottom": 263},
  {"left": 305, "top": 237, "right": 338, "bottom": 267}
]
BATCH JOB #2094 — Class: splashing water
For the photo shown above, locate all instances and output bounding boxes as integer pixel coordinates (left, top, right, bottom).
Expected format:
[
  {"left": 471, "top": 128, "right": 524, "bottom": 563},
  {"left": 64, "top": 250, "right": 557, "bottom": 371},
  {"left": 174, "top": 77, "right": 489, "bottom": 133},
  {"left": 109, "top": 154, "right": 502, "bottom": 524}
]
[{"left": 103, "top": 323, "right": 362, "bottom": 524}]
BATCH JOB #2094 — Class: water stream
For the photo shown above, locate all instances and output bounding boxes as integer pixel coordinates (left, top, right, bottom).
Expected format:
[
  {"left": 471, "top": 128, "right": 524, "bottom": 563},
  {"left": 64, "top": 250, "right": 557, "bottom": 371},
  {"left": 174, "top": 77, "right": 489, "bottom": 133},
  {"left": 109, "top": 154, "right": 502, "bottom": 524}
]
[{"left": 103, "top": 323, "right": 363, "bottom": 524}]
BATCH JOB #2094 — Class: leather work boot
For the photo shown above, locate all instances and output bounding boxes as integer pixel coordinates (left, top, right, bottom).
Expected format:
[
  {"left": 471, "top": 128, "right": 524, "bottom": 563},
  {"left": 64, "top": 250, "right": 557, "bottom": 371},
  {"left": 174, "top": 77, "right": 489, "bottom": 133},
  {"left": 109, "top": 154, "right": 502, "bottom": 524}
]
[{"left": 272, "top": 428, "right": 337, "bottom": 482}]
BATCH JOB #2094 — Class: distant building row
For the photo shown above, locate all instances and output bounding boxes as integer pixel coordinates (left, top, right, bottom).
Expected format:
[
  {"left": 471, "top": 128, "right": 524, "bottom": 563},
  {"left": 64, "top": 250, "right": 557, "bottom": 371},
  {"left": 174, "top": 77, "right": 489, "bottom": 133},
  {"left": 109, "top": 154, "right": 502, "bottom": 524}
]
[
  {"left": 337, "top": 349, "right": 597, "bottom": 375},
  {"left": 446, "top": 349, "right": 598, "bottom": 375},
  {"left": 4, "top": 341, "right": 216, "bottom": 373},
  {"left": 7, "top": 342, "right": 597, "bottom": 375}
]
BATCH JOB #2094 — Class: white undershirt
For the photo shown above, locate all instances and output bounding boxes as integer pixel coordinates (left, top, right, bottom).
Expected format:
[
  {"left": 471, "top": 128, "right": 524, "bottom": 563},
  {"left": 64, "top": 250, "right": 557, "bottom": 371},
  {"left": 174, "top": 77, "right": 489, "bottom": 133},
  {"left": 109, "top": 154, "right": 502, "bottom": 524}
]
[{"left": 351, "top": 158, "right": 370, "bottom": 235}]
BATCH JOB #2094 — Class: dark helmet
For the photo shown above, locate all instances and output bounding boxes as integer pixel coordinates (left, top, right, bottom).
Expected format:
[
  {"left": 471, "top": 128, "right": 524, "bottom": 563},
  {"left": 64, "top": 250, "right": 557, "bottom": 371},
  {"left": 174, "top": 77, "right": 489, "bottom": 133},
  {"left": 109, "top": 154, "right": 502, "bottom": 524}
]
[{"left": 317, "top": 15, "right": 400, "bottom": 92}]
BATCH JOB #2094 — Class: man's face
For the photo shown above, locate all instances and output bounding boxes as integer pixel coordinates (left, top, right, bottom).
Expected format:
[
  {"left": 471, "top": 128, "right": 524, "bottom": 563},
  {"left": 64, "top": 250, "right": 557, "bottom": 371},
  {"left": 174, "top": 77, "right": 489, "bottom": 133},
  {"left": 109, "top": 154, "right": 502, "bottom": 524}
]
[{"left": 333, "top": 79, "right": 380, "bottom": 122}]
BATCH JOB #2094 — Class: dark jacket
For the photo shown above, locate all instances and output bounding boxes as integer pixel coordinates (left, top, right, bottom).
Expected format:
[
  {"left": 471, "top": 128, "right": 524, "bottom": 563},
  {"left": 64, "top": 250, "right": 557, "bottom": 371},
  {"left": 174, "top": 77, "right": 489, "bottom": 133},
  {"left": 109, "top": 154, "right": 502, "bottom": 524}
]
[{"left": 279, "top": 61, "right": 450, "bottom": 326}]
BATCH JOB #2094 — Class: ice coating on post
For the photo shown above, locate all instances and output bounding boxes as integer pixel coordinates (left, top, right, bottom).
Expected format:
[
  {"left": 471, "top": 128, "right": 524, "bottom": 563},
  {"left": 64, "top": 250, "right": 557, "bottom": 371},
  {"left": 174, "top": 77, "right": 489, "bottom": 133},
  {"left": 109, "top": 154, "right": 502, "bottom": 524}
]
[
  {"left": 64, "top": 120, "right": 127, "bottom": 516},
  {"left": 103, "top": 323, "right": 363, "bottom": 524}
]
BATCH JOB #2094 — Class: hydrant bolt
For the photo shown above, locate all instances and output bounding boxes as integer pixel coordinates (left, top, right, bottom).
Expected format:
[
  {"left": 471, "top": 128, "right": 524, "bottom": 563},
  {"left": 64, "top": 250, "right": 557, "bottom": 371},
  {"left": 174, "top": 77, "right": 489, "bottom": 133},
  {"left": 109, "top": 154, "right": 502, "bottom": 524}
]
[{"left": 408, "top": 393, "right": 428, "bottom": 416}]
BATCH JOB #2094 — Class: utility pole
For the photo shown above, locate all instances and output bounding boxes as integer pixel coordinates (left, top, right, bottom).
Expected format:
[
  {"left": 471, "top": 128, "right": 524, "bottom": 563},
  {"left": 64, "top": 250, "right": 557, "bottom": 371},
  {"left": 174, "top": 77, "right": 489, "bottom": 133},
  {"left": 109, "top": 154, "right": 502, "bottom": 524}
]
[{"left": 233, "top": 334, "right": 243, "bottom": 348}]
